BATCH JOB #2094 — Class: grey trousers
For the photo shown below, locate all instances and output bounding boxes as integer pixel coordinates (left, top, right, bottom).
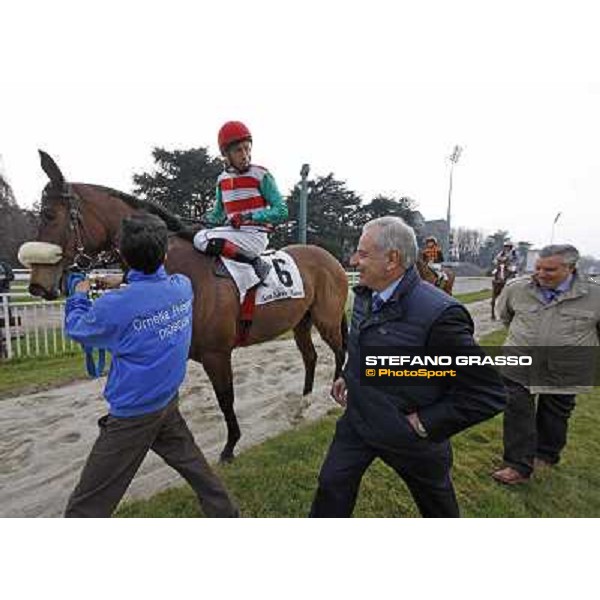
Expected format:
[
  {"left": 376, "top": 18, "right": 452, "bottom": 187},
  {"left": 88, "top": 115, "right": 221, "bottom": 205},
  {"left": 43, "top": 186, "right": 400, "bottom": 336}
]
[
  {"left": 65, "top": 396, "right": 238, "bottom": 518},
  {"left": 503, "top": 378, "right": 576, "bottom": 477}
]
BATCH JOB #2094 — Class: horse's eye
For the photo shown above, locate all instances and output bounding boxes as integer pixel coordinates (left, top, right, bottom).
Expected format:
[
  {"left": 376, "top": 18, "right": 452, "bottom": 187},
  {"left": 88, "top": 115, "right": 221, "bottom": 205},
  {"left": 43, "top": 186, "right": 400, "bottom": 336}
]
[{"left": 41, "top": 209, "right": 56, "bottom": 222}]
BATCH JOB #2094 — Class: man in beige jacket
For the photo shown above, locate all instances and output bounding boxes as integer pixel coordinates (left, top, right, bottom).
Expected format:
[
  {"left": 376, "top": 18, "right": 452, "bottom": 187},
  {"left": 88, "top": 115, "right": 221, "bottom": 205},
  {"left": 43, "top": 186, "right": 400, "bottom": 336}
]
[{"left": 492, "top": 244, "right": 600, "bottom": 485}]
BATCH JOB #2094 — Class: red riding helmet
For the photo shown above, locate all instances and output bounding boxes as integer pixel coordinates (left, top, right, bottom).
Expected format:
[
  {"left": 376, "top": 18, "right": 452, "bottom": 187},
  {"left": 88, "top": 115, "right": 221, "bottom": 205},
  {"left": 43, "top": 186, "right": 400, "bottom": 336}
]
[{"left": 218, "top": 121, "right": 252, "bottom": 154}]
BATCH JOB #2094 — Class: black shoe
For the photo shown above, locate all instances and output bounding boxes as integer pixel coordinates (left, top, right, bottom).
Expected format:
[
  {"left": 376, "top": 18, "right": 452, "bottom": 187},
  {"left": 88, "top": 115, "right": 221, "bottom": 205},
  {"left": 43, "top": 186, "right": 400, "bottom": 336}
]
[{"left": 251, "top": 258, "right": 272, "bottom": 283}]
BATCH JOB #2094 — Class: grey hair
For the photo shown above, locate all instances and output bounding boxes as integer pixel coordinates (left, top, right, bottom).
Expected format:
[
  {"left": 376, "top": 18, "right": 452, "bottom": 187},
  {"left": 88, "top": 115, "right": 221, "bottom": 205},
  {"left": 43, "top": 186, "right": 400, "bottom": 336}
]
[
  {"left": 362, "top": 216, "right": 418, "bottom": 268},
  {"left": 539, "top": 244, "right": 579, "bottom": 267}
]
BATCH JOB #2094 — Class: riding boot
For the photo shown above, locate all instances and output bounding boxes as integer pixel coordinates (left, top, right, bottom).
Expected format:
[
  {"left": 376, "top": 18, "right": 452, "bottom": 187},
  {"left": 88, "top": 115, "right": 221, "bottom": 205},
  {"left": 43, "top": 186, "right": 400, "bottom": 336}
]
[{"left": 205, "top": 239, "right": 272, "bottom": 284}]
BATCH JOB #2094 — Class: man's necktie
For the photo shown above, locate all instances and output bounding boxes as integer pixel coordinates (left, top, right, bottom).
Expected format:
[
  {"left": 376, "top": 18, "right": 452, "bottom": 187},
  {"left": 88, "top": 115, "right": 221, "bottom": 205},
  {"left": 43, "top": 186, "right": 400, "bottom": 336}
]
[{"left": 372, "top": 293, "right": 385, "bottom": 313}]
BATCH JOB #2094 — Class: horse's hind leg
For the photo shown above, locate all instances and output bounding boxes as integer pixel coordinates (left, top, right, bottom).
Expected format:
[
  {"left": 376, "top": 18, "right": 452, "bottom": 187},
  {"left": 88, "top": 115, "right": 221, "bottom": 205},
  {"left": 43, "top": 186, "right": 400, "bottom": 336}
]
[
  {"left": 313, "top": 312, "right": 347, "bottom": 382},
  {"left": 491, "top": 292, "right": 497, "bottom": 320},
  {"left": 293, "top": 313, "right": 317, "bottom": 395},
  {"left": 202, "top": 351, "right": 240, "bottom": 462}
]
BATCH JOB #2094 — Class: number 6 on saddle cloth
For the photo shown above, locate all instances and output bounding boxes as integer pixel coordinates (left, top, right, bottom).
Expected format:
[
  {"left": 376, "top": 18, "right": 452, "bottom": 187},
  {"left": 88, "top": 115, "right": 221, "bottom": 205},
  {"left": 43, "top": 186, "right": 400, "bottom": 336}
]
[{"left": 65, "top": 271, "right": 107, "bottom": 378}]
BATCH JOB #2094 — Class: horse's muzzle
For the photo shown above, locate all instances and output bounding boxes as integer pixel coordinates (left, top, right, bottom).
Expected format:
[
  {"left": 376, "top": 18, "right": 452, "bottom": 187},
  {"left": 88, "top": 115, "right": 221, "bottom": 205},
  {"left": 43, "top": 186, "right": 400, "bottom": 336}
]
[{"left": 28, "top": 282, "right": 59, "bottom": 300}]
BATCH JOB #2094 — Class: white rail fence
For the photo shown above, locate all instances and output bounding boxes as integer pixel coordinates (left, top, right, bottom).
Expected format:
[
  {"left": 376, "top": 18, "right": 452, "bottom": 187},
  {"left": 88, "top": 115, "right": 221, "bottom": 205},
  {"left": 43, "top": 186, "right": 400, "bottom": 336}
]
[
  {"left": 1, "top": 293, "right": 78, "bottom": 361},
  {"left": 2, "top": 269, "right": 83, "bottom": 361}
]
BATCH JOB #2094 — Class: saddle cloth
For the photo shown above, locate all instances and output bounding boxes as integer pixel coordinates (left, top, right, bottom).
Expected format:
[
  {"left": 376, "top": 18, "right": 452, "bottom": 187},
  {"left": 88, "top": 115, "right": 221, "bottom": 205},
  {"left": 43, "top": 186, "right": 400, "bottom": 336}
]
[{"left": 221, "top": 250, "right": 305, "bottom": 304}]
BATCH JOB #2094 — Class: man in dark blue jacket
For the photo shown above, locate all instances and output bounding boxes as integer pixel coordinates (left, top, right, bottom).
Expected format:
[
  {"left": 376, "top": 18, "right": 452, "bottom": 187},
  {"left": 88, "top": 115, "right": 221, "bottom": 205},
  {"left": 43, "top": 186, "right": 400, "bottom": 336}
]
[
  {"left": 0, "top": 260, "right": 14, "bottom": 294},
  {"left": 64, "top": 213, "right": 238, "bottom": 517},
  {"left": 310, "top": 216, "right": 506, "bottom": 517}
]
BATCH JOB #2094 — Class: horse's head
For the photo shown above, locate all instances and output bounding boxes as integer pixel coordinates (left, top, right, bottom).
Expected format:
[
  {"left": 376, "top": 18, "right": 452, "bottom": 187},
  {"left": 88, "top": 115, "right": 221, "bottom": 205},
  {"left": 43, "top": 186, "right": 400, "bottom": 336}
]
[
  {"left": 494, "top": 261, "right": 507, "bottom": 284},
  {"left": 18, "top": 151, "right": 102, "bottom": 299},
  {"left": 19, "top": 152, "right": 183, "bottom": 299}
]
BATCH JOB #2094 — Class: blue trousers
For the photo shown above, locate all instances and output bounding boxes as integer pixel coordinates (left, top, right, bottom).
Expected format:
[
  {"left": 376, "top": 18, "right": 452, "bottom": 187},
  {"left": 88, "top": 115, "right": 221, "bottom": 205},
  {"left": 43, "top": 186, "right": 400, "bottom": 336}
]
[{"left": 310, "top": 413, "right": 459, "bottom": 518}]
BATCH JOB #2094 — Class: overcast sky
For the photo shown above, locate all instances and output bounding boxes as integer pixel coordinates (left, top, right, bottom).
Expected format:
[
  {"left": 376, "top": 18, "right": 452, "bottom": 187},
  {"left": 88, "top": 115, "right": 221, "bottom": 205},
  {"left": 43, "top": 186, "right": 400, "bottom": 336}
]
[{"left": 2, "top": 1, "right": 599, "bottom": 257}]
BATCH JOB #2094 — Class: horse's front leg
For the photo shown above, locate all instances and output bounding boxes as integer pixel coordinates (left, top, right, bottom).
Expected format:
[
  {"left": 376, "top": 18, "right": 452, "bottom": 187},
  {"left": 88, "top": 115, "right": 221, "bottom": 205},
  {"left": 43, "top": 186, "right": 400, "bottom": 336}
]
[
  {"left": 491, "top": 290, "right": 497, "bottom": 320},
  {"left": 202, "top": 350, "right": 241, "bottom": 462}
]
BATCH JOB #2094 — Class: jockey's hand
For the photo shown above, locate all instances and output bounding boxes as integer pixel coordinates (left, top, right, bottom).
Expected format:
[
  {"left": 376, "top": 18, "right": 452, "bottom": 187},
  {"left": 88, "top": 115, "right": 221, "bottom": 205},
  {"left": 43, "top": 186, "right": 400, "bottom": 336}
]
[
  {"left": 330, "top": 377, "right": 348, "bottom": 407},
  {"left": 229, "top": 213, "right": 245, "bottom": 229}
]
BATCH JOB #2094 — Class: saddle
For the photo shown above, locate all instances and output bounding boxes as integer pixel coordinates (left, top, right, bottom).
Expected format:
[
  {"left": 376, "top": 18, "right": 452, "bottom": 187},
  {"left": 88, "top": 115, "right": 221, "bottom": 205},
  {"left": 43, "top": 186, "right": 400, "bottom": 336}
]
[{"left": 211, "top": 250, "right": 305, "bottom": 346}]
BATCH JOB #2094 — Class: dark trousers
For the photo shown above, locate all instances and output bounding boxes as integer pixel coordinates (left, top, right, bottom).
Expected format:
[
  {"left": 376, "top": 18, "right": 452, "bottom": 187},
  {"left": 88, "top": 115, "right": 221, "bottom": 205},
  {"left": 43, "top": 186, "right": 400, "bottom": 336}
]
[
  {"left": 310, "top": 414, "right": 459, "bottom": 518},
  {"left": 503, "top": 378, "right": 576, "bottom": 477},
  {"left": 65, "top": 397, "right": 238, "bottom": 518}
]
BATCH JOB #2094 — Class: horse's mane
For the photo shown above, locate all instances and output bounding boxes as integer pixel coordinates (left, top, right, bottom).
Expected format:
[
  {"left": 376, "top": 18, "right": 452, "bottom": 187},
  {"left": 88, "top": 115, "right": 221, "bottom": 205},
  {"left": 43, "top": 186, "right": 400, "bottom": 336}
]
[{"left": 90, "top": 185, "right": 184, "bottom": 232}]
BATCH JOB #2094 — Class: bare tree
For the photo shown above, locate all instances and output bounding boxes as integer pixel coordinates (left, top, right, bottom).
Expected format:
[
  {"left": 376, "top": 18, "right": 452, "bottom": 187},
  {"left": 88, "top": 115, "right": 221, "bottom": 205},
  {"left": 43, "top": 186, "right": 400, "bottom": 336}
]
[
  {"left": 0, "top": 173, "right": 39, "bottom": 266},
  {"left": 454, "top": 227, "right": 485, "bottom": 263}
]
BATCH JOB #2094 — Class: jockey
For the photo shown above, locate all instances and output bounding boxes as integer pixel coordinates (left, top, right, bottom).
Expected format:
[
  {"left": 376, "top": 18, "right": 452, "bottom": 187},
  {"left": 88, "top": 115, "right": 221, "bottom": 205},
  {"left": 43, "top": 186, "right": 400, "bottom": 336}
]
[
  {"left": 193, "top": 121, "right": 288, "bottom": 283},
  {"left": 422, "top": 236, "right": 447, "bottom": 287},
  {"left": 493, "top": 241, "right": 519, "bottom": 277},
  {"left": 422, "top": 236, "right": 444, "bottom": 264}
]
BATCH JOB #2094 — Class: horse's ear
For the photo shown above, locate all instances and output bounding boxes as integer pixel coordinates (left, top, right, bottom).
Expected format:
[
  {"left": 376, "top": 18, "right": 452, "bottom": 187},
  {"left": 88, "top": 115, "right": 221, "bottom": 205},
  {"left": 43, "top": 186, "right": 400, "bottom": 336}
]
[{"left": 38, "top": 150, "right": 65, "bottom": 185}]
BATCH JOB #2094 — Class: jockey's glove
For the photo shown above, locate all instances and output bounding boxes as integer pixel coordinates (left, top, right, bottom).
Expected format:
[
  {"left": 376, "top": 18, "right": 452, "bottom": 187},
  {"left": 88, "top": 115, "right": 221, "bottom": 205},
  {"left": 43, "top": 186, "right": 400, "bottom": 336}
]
[{"left": 229, "top": 213, "right": 249, "bottom": 229}]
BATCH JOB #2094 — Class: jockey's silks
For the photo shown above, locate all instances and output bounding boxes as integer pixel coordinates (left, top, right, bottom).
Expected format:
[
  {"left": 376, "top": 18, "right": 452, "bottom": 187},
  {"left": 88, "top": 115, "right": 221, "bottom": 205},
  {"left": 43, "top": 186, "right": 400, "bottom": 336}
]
[
  {"left": 65, "top": 266, "right": 193, "bottom": 417},
  {"left": 205, "top": 165, "right": 288, "bottom": 229}
]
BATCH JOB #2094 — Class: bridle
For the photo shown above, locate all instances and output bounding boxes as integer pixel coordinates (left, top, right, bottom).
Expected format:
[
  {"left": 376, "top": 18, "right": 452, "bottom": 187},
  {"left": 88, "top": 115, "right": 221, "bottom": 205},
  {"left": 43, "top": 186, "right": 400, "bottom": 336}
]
[{"left": 51, "top": 183, "right": 122, "bottom": 272}]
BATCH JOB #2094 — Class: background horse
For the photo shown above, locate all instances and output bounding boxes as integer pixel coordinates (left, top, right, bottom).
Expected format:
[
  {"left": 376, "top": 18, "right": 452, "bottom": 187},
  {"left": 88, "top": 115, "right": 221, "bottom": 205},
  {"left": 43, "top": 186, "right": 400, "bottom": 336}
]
[
  {"left": 20, "top": 151, "right": 348, "bottom": 461},
  {"left": 491, "top": 261, "right": 514, "bottom": 320},
  {"left": 416, "top": 257, "right": 455, "bottom": 295}
]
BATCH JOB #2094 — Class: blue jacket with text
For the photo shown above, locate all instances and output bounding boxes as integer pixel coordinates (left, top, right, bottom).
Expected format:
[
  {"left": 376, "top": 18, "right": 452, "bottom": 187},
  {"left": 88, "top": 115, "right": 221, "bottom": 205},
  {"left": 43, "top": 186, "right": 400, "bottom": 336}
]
[{"left": 65, "top": 266, "right": 193, "bottom": 417}]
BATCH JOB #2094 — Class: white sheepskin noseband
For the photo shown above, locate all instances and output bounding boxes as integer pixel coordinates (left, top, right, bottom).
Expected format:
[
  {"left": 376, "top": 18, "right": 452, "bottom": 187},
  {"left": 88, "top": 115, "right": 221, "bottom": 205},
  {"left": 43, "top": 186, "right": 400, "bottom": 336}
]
[{"left": 18, "top": 242, "right": 64, "bottom": 267}]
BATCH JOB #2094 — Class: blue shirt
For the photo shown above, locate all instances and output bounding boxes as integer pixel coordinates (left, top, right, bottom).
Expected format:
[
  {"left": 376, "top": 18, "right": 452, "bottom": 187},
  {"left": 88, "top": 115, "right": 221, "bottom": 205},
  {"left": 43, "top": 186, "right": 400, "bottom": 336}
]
[
  {"left": 538, "top": 273, "right": 573, "bottom": 304},
  {"left": 65, "top": 266, "right": 194, "bottom": 417},
  {"left": 371, "top": 275, "right": 404, "bottom": 310}
]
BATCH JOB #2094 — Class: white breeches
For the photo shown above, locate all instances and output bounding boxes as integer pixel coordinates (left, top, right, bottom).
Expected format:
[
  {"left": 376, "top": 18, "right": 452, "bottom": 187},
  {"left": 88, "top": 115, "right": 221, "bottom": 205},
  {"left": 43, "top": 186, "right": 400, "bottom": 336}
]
[{"left": 193, "top": 226, "right": 269, "bottom": 255}]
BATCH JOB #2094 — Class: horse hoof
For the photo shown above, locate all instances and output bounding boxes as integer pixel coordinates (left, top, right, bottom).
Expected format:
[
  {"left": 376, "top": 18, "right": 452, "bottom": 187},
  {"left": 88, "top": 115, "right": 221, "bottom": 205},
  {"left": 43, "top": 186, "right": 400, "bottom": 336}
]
[{"left": 219, "top": 451, "right": 235, "bottom": 464}]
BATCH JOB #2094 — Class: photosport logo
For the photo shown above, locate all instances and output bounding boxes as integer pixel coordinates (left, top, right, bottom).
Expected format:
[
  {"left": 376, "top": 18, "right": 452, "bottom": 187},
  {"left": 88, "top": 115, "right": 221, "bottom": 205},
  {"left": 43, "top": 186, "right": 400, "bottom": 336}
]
[{"left": 360, "top": 347, "right": 600, "bottom": 388}]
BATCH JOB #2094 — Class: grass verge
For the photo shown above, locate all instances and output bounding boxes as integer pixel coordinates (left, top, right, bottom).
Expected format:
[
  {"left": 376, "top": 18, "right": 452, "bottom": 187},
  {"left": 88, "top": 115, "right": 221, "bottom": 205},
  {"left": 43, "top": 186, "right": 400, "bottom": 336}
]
[
  {"left": 0, "top": 350, "right": 104, "bottom": 399},
  {"left": 455, "top": 289, "right": 492, "bottom": 304}
]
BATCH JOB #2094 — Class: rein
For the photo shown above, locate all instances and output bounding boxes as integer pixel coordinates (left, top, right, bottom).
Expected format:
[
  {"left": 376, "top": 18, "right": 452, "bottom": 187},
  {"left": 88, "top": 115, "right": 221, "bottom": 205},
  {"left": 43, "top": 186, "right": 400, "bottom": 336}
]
[{"left": 58, "top": 183, "right": 121, "bottom": 378}]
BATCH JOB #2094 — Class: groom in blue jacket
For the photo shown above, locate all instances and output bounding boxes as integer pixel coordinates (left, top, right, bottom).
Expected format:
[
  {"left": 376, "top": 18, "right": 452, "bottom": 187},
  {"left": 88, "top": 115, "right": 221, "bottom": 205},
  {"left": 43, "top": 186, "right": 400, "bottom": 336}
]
[{"left": 64, "top": 213, "right": 238, "bottom": 517}]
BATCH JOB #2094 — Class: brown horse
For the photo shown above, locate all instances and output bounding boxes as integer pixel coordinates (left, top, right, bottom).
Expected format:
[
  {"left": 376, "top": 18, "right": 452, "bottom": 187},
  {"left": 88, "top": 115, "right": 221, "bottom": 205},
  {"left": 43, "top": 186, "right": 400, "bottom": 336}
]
[
  {"left": 416, "top": 257, "right": 455, "bottom": 295},
  {"left": 491, "top": 260, "right": 515, "bottom": 320},
  {"left": 20, "top": 151, "right": 348, "bottom": 461}
]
